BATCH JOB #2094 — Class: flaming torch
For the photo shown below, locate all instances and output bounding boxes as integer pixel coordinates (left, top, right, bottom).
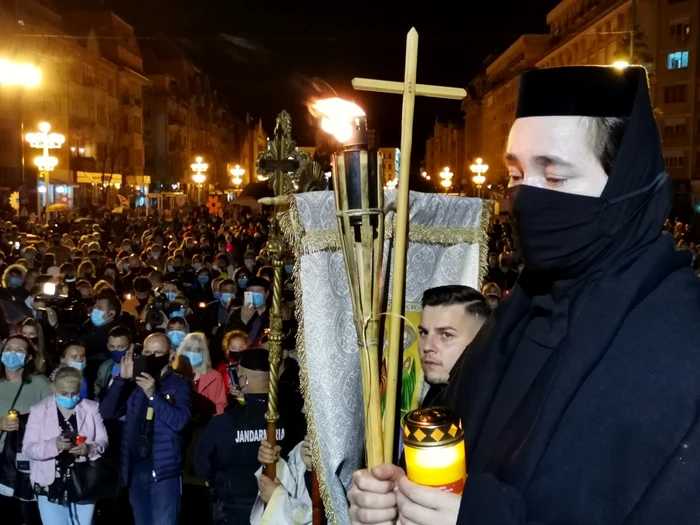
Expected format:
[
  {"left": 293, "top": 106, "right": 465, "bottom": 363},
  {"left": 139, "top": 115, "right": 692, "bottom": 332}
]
[{"left": 311, "top": 98, "right": 385, "bottom": 467}]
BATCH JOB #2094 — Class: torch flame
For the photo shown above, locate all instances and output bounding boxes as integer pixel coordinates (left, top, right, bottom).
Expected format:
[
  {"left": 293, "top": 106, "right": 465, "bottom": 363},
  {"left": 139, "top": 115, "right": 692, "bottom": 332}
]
[{"left": 310, "top": 98, "right": 366, "bottom": 143}]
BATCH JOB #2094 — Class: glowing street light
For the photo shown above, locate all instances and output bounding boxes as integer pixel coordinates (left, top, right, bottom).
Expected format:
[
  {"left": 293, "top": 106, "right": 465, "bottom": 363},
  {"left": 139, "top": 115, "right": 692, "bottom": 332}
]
[
  {"left": 0, "top": 60, "right": 41, "bottom": 87},
  {"left": 385, "top": 178, "right": 398, "bottom": 190},
  {"left": 230, "top": 164, "right": 245, "bottom": 196},
  {"left": 470, "top": 157, "right": 488, "bottom": 198},
  {"left": 26, "top": 122, "right": 65, "bottom": 213},
  {"left": 191, "top": 156, "right": 208, "bottom": 205},
  {"left": 439, "top": 167, "right": 453, "bottom": 192}
]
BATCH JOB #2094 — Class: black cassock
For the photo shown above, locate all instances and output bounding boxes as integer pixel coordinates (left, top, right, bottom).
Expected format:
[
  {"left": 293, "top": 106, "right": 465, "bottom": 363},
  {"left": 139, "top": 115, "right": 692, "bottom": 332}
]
[{"left": 443, "top": 67, "right": 700, "bottom": 524}]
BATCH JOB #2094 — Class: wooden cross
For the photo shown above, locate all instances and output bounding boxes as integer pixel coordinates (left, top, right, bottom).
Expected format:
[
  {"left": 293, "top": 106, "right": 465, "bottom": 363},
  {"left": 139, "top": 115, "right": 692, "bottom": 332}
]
[{"left": 351, "top": 28, "right": 466, "bottom": 464}]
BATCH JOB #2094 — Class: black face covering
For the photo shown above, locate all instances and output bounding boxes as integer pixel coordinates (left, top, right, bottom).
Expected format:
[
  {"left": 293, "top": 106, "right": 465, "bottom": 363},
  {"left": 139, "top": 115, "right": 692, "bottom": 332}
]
[{"left": 146, "top": 354, "right": 170, "bottom": 377}]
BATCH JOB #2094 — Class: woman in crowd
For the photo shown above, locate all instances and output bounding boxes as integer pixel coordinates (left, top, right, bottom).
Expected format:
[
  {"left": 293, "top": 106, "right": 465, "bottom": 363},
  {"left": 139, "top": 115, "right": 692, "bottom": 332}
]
[
  {"left": 20, "top": 318, "right": 50, "bottom": 375},
  {"left": 23, "top": 366, "right": 108, "bottom": 525},
  {"left": 0, "top": 264, "right": 32, "bottom": 326},
  {"left": 177, "top": 332, "right": 227, "bottom": 417},
  {"left": 0, "top": 335, "right": 52, "bottom": 525},
  {"left": 77, "top": 261, "right": 96, "bottom": 285},
  {"left": 217, "top": 330, "right": 248, "bottom": 393}
]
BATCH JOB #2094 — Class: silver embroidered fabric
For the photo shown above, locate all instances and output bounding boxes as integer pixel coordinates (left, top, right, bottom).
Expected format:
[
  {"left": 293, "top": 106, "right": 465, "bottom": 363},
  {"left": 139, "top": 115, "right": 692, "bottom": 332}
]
[{"left": 295, "top": 190, "right": 486, "bottom": 524}]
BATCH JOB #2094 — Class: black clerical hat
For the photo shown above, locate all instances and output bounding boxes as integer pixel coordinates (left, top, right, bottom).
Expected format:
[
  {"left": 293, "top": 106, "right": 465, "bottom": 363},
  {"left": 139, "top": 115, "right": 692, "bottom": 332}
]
[
  {"left": 516, "top": 66, "right": 646, "bottom": 119},
  {"left": 246, "top": 276, "right": 270, "bottom": 290},
  {"left": 239, "top": 348, "right": 270, "bottom": 372}
]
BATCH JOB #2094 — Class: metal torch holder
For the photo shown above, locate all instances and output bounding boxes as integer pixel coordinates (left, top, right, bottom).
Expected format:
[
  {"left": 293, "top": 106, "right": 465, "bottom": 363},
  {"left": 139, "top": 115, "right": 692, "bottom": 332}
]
[{"left": 332, "top": 136, "right": 385, "bottom": 467}]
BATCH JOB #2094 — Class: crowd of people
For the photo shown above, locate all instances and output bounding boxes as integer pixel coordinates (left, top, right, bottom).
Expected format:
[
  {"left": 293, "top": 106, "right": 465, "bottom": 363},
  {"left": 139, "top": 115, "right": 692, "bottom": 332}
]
[{"left": 0, "top": 208, "right": 306, "bottom": 525}]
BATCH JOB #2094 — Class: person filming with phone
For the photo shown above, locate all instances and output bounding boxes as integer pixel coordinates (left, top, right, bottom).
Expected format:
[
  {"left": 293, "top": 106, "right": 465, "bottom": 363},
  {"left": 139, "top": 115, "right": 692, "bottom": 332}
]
[
  {"left": 225, "top": 277, "right": 270, "bottom": 347},
  {"left": 100, "top": 332, "right": 191, "bottom": 525}
]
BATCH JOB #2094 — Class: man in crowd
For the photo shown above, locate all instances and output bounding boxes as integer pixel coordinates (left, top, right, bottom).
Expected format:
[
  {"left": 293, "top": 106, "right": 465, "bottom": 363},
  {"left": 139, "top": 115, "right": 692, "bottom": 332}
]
[
  {"left": 100, "top": 332, "right": 191, "bottom": 525},
  {"left": 194, "top": 348, "right": 286, "bottom": 524},
  {"left": 418, "top": 285, "right": 491, "bottom": 407},
  {"left": 226, "top": 276, "right": 270, "bottom": 346}
]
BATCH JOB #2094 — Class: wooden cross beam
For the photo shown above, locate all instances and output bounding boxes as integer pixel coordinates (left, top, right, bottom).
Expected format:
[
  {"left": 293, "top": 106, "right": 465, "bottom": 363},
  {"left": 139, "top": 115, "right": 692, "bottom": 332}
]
[{"left": 352, "top": 28, "right": 466, "bottom": 464}]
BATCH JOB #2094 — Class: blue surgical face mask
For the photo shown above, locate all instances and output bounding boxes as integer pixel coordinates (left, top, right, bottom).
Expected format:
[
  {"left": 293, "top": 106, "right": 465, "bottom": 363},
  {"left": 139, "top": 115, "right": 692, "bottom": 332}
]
[
  {"left": 167, "top": 330, "right": 186, "bottom": 348},
  {"left": 167, "top": 265, "right": 174, "bottom": 273},
  {"left": 9, "top": 276, "right": 22, "bottom": 288},
  {"left": 213, "top": 291, "right": 221, "bottom": 301},
  {"left": 151, "top": 251, "right": 160, "bottom": 259},
  {"left": 285, "top": 264, "right": 294, "bottom": 275},
  {"left": 90, "top": 308, "right": 107, "bottom": 327},
  {"left": 110, "top": 349, "right": 128, "bottom": 364},
  {"left": 220, "top": 293, "right": 234, "bottom": 307},
  {"left": 237, "top": 278, "right": 248, "bottom": 289},
  {"left": 66, "top": 361, "right": 86, "bottom": 372},
  {"left": 182, "top": 350, "right": 204, "bottom": 368},
  {"left": 1, "top": 351, "right": 26, "bottom": 371},
  {"left": 169, "top": 309, "right": 185, "bottom": 319},
  {"left": 197, "top": 275, "right": 210, "bottom": 284},
  {"left": 244, "top": 259, "right": 254, "bottom": 269},
  {"left": 251, "top": 292, "right": 265, "bottom": 308},
  {"left": 193, "top": 263, "right": 202, "bottom": 270},
  {"left": 55, "top": 395, "right": 81, "bottom": 410},
  {"left": 165, "top": 291, "right": 178, "bottom": 302}
]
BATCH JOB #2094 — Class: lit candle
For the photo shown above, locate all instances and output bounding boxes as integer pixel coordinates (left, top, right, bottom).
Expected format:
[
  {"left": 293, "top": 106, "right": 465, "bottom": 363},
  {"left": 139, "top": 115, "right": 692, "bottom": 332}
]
[
  {"left": 403, "top": 407, "right": 466, "bottom": 494},
  {"left": 7, "top": 409, "right": 18, "bottom": 419}
]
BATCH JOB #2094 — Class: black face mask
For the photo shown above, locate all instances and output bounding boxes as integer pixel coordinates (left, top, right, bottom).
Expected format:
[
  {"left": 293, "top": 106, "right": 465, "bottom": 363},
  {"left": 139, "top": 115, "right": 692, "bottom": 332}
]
[
  {"left": 510, "top": 185, "right": 607, "bottom": 278},
  {"left": 146, "top": 354, "right": 171, "bottom": 377}
]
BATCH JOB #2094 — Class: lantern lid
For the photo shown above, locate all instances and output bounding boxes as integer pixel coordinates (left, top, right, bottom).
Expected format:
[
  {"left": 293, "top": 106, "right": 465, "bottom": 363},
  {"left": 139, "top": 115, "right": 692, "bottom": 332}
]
[{"left": 402, "top": 406, "right": 464, "bottom": 448}]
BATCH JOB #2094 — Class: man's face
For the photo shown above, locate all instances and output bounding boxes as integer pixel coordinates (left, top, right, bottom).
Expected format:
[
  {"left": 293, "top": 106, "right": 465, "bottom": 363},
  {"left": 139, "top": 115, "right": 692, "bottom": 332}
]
[
  {"left": 108, "top": 336, "right": 130, "bottom": 352},
  {"left": 62, "top": 345, "right": 86, "bottom": 364},
  {"left": 418, "top": 304, "right": 484, "bottom": 385},
  {"left": 142, "top": 335, "right": 171, "bottom": 357},
  {"left": 505, "top": 116, "right": 608, "bottom": 198},
  {"left": 94, "top": 298, "right": 115, "bottom": 323}
]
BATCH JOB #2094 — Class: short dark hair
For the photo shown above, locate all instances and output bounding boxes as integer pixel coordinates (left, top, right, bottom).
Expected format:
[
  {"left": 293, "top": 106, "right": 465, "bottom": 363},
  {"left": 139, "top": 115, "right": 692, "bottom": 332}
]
[
  {"left": 109, "top": 325, "right": 133, "bottom": 343},
  {"left": 97, "top": 288, "right": 122, "bottom": 317},
  {"left": 134, "top": 276, "right": 152, "bottom": 293},
  {"left": 421, "top": 285, "right": 492, "bottom": 320},
  {"left": 593, "top": 117, "right": 628, "bottom": 176}
]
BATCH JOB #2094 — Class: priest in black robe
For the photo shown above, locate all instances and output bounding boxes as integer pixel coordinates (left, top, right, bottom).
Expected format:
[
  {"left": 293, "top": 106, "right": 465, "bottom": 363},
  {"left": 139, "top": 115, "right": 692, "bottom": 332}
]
[{"left": 348, "top": 65, "right": 700, "bottom": 525}]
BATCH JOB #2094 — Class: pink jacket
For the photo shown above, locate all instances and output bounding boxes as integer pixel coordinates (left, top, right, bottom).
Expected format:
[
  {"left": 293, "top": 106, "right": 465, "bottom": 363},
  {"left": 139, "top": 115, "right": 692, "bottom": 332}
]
[{"left": 22, "top": 396, "right": 109, "bottom": 487}]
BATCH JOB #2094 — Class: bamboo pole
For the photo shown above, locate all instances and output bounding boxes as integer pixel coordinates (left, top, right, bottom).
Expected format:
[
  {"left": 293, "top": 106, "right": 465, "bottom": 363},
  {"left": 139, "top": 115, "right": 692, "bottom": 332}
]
[
  {"left": 383, "top": 28, "right": 418, "bottom": 464},
  {"left": 352, "top": 78, "right": 466, "bottom": 100}
]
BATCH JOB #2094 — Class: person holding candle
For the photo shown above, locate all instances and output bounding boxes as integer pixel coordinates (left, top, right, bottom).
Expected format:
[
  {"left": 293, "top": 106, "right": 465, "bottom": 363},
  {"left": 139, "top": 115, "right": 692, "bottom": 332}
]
[
  {"left": 22, "top": 366, "right": 108, "bottom": 525},
  {"left": 0, "top": 335, "right": 52, "bottom": 525},
  {"left": 349, "top": 66, "right": 700, "bottom": 525}
]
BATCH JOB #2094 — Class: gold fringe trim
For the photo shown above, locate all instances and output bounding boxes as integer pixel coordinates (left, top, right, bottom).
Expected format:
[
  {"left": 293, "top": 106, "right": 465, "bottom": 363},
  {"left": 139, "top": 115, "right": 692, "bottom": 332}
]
[
  {"left": 478, "top": 200, "right": 495, "bottom": 288},
  {"left": 298, "top": 219, "right": 487, "bottom": 255},
  {"left": 282, "top": 195, "right": 339, "bottom": 525}
]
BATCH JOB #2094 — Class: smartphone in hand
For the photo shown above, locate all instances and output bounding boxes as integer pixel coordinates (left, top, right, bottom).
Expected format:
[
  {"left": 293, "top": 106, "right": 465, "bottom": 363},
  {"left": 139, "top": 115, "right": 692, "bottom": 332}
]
[
  {"left": 227, "top": 364, "right": 239, "bottom": 389},
  {"left": 244, "top": 291, "right": 253, "bottom": 307},
  {"left": 132, "top": 354, "right": 148, "bottom": 380}
]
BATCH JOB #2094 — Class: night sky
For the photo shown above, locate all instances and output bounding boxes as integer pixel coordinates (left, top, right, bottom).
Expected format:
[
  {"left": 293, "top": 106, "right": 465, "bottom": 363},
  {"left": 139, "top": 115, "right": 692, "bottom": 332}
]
[{"left": 59, "top": 0, "right": 561, "bottom": 163}]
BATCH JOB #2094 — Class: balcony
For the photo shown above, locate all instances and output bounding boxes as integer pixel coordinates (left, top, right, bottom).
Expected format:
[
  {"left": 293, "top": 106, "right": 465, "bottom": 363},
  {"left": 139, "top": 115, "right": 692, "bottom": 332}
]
[{"left": 121, "top": 95, "right": 134, "bottom": 106}]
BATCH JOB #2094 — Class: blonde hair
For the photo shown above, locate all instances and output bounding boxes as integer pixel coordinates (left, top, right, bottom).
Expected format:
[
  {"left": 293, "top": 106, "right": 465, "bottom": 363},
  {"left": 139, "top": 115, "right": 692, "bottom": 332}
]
[
  {"left": 176, "top": 332, "right": 211, "bottom": 373},
  {"left": 53, "top": 366, "right": 82, "bottom": 388}
]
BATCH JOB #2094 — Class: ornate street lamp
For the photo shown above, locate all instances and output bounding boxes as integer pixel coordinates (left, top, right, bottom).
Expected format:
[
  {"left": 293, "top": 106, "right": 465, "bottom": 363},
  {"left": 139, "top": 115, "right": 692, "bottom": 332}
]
[
  {"left": 469, "top": 158, "right": 488, "bottom": 198},
  {"left": 191, "top": 156, "right": 208, "bottom": 205},
  {"left": 26, "top": 122, "right": 65, "bottom": 214},
  {"left": 230, "top": 164, "right": 245, "bottom": 196}
]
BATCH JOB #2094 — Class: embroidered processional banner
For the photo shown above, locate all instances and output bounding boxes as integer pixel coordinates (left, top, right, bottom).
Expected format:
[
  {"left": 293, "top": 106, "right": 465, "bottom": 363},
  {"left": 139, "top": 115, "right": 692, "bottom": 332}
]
[{"left": 282, "top": 190, "right": 492, "bottom": 525}]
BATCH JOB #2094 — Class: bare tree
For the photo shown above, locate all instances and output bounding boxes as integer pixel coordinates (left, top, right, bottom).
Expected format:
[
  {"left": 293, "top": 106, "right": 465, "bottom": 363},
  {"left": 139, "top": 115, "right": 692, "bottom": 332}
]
[{"left": 96, "top": 116, "right": 123, "bottom": 205}]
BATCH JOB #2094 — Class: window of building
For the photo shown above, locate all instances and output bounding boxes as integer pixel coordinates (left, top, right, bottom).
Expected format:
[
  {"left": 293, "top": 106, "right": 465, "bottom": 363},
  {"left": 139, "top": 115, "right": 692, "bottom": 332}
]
[
  {"left": 135, "top": 148, "right": 143, "bottom": 168},
  {"left": 123, "top": 115, "right": 130, "bottom": 133},
  {"left": 664, "top": 84, "right": 688, "bottom": 103},
  {"left": 617, "top": 13, "right": 626, "bottom": 32},
  {"left": 97, "top": 105, "right": 106, "bottom": 126},
  {"left": 132, "top": 116, "right": 142, "bottom": 134},
  {"left": 664, "top": 155, "right": 685, "bottom": 168},
  {"left": 82, "top": 65, "right": 93, "bottom": 85},
  {"left": 107, "top": 78, "right": 115, "bottom": 96},
  {"left": 667, "top": 51, "right": 690, "bottom": 69},
  {"left": 664, "top": 119, "right": 687, "bottom": 136},
  {"left": 669, "top": 18, "right": 691, "bottom": 38}
]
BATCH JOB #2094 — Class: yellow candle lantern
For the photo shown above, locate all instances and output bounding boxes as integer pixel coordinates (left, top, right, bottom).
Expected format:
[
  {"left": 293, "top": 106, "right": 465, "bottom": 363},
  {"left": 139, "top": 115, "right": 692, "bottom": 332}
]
[
  {"left": 7, "top": 409, "right": 19, "bottom": 419},
  {"left": 403, "top": 407, "right": 466, "bottom": 494}
]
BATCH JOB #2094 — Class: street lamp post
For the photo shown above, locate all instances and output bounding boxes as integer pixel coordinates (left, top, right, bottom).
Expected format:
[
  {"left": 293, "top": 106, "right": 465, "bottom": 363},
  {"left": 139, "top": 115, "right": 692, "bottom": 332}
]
[
  {"left": 470, "top": 157, "right": 488, "bottom": 198},
  {"left": 26, "top": 122, "right": 64, "bottom": 216},
  {"left": 191, "top": 156, "right": 208, "bottom": 205},
  {"left": 439, "top": 167, "right": 453, "bottom": 193},
  {"left": 230, "top": 164, "right": 245, "bottom": 197}
]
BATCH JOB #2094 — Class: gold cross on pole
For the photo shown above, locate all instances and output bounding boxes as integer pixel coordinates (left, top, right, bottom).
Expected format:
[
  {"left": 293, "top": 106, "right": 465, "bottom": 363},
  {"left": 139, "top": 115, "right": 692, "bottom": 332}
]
[{"left": 352, "top": 27, "right": 466, "bottom": 464}]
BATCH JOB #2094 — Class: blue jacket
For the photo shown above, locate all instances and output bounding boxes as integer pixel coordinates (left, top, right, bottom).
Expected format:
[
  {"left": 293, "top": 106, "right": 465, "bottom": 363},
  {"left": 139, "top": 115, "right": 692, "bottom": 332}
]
[{"left": 100, "top": 370, "right": 191, "bottom": 484}]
